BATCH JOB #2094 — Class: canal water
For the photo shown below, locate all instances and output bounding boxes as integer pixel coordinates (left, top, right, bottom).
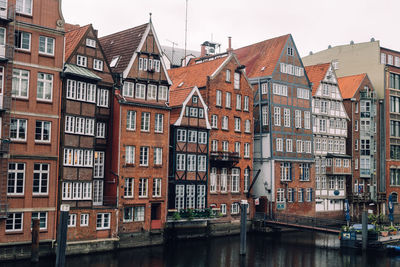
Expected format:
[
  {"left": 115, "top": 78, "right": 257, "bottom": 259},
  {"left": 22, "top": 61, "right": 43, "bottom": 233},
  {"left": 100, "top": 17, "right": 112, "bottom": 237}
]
[{"left": 3, "top": 231, "right": 400, "bottom": 267}]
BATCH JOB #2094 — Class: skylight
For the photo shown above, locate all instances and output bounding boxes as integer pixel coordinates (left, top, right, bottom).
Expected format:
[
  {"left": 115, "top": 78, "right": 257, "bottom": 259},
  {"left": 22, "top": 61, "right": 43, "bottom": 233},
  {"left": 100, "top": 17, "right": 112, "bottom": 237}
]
[{"left": 110, "top": 56, "right": 120, "bottom": 68}]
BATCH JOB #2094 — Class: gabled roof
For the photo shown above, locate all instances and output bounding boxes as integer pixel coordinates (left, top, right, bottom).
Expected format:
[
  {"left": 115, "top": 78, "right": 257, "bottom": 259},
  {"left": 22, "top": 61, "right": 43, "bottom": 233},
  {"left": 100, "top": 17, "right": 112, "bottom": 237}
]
[
  {"left": 99, "top": 23, "right": 148, "bottom": 73},
  {"left": 169, "top": 87, "right": 193, "bottom": 107},
  {"left": 65, "top": 24, "right": 91, "bottom": 60},
  {"left": 337, "top": 73, "right": 367, "bottom": 99},
  {"left": 162, "top": 46, "right": 200, "bottom": 67},
  {"left": 305, "top": 63, "right": 331, "bottom": 96},
  {"left": 234, "top": 34, "right": 290, "bottom": 78},
  {"left": 168, "top": 56, "right": 227, "bottom": 90}
]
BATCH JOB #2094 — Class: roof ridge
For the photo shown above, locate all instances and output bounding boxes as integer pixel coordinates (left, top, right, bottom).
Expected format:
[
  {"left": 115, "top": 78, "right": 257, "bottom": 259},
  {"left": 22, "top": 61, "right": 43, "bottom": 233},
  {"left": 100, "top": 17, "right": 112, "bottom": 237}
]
[
  {"left": 99, "top": 23, "right": 148, "bottom": 39},
  {"left": 235, "top": 33, "right": 290, "bottom": 51}
]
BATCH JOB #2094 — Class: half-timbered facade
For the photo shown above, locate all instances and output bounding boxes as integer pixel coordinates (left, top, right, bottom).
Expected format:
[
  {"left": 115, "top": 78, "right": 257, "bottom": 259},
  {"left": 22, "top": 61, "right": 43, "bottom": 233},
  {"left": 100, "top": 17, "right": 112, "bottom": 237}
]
[
  {"left": 168, "top": 86, "right": 210, "bottom": 211},
  {"left": 235, "top": 34, "right": 315, "bottom": 216},
  {"left": 60, "top": 24, "right": 116, "bottom": 240},
  {"left": 306, "top": 63, "right": 350, "bottom": 218},
  {"left": 100, "top": 20, "right": 171, "bottom": 236},
  {"left": 169, "top": 52, "right": 254, "bottom": 221},
  {"left": 338, "top": 73, "right": 379, "bottom": 218}
]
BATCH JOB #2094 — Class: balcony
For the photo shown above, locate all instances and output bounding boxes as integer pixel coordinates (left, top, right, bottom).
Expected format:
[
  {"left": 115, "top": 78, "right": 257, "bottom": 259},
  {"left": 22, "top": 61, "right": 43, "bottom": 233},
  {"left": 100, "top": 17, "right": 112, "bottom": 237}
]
[
  {"left": 0, "top": 139, "right": 9, "bottom": 154},
  {"left": 209, "top": 151, "right": 239, "bottom": 167},
  {"left": 0, "top": 203, "right": 8, "bottom": 219},
  {"left": 0, "top": 44, "right": 14, "bottom": 62},
  {"left": 0, "top": 3, "right": 14, "bottom": 23},
  {"left": 360, "top": 168, "right": 371, "bottom": 178},
  {"left": 348, "top": 192, "right": 372, "bottom": 203}
]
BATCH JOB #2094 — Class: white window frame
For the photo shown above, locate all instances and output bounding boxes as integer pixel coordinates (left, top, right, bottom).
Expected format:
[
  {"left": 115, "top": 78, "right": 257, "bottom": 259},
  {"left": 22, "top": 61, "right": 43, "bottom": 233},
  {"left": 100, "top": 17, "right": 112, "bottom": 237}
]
[
  {"left": 35, "top": 120, "right": 51, "bottom": 143},
  {"left": 77, "top": 55, "right": 87, "bottom": 67},
  {"left": 97, "top": 88, "right": 109, "bottom": 107},
  {"left": 125, "top": 146, "right": 135, "bottom": 164},
  {"left": 33, "top": 163, "right": 49, "bottom": 195},
  {"left": 12, "top": 69, "right": 29, "bottom": 99},
  {"left": 152, "top": 178, "right": 162, "bottom": 197},
  {"left": 93, "top": 59, "right": 104, "bottom": 71},
  {"left": 158, "top": 85, "right": 168, "bottom": 101},
  {"left": 141, "top": 112, "right": 150, "bottom": 132},
  {"left": 139, "top": 178, "right": 148, "bottom": 198},
  {"left": 139, "top": 146, "right": 149, "bottom": 166},
  {"left": 10, "top": 118, "right": 27, "bottom": 141},
  {"left": 153, "top": 147, "right": 162, "bottom": 165},
  {"left": 86, "top": 38, "right": 96, "bottom": 48},
  {"left": 39, "top": 36, "right": 55, "bottom": 56},
  {"left": 124, "top": 178, "right": 134, "bottom": 198},
  {"left": 147, "top": 84, "right": 157, "bottom": 100},
  {"left": 96, "top": 122, "right": 106, "bottom": 138},
  {"left": 80, "top": 214, "right": 89, "bottom": 227},
  {"left": 135, "top": 83, "right": 146, "bottom": 99},
  {"left": 96, "top": 213, "right": 110, "bottom": 230},
  {"left": 155, "top": 113, "right": 163, "bottom": 133},
  {"left": 15, "top": 31, "right": 31, "bottom": 51},
  {"left": 68, "top": 214, "right": 77, "bottom": 227}
]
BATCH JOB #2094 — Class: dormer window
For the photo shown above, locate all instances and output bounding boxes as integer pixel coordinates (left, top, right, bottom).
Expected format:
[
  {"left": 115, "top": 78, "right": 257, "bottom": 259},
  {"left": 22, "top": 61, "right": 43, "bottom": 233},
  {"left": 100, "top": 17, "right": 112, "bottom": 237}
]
[
  {"left": 192, "top": 96, "right": 198, "bottom": 104},
  {"left": 287, "top": 47, "right": 294, "bottom": 56},
  {"left": 77, "top": 55, "right": 87, "bottom": 67},
  {"left": 86, "top": 38, "right": 96, "bottom": 48},
  {"left": 110, "top": 56, "right": 120, "bottom": 68}
]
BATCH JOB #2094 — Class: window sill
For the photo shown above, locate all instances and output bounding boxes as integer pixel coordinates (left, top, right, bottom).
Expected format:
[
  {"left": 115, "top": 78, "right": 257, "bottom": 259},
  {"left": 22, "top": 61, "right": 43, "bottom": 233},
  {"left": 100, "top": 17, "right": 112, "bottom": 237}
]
[
  {"left": 35, "top": 141, "right": 51, "bottom": 145},
  {"left": 5, "top": 231, "right": 24, "bottom": 235},
  {"left": 138, "top": 196, "right": 148, "bottom": 199},
  {"left": 16, "top": 12, "right": 33, "bottom": 18},
  {"left": 32, "top": 194, "right": 49, "bottom": 198},
  {"left": 126, "top": 129, "right": 136, "bottom": 132},
  {"left": 13, "top": 97, "right": 29, "bottom": 101},
  {"left": 123, "top": 164, "right": 135, "bottom": 168},
  {"left": 36, "top": 99, "right": 53, "bottom": 104},
  {"left": 15, "top": 49, "right": 31, "bottom": 55},
  {"left": 39, "top": 53, "right": 55, "bottom": 59},
  {"left": 11, "top": 139, "right": 27, "bottom": 143},
  {"left": 153, "top": 165, "right": 163, "bottom": 168}
]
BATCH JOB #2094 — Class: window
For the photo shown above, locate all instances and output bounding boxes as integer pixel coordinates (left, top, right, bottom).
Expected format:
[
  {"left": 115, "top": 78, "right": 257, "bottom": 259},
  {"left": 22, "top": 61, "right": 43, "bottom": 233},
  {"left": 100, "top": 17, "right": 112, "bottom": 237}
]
[
  {"left": 234, "top": 142, "right": 241, "bottom": 156},
  {"left": 298, "top": 189, "right": 304, "bottom": 202},
  {"left": 287, "top": 47, "right": 294, "bottom": 56},
  {"left": 284, "top": 108, "right": 290, "bottom": 127},
  {"left": 39, "top": 36, "right": 54, "bottom": 55},
  {"left": 94, "top": 151, "right": 105, "bottom": 178},
  {"left": 276, "top": 138, "right": 283, "bottom": 152},
  {"left": 93, "top": 180, "right": 103, "bottom": 205},
  {"left": 236, "top": 94, "right": 242, "bottom": 110},
  {"left": 272, "top": 83, "right": 288, "bottom": 96},
  {"left": 295, "top": 110, "right": 301, "bottom": 128},
  {"left": 244, "top": 96, "right": 249, "bottom": 111},
  {"left": 93, "top": 59, "right": 103, "bottom": 71},
  {"left": 211, "top": 140, "right": 218, "bottom": 152},
  {"left": 15, "top": 31, "right": 31, "bottom": 50},
  {"left": 12, "top": 69, "right": 29, "bottom": 98},
  {"left": 86, "top": 38, "right": 96, "bottom": 48},
  {"left": 286, "top": 139, "right": 292, "bottom": 152},
  {"left": 304, "top": 111, "right": 311, "bottom": 129},
  {"left": 231, "top": 168, "right": 240, "bottom": 192},
  {"left": 210, "top": 168, "right": 217, "bottom": 192},
  {"left": 8, "top": 163, "right": 25, "bottom": 195},
  {"left": 221, "top": 168, "right": 228, "bottom": 192},
  {"left": 134, "top": 206, "right": 145, "bottom": 221},
  {"left": 186, "top": 185, "right": 195, "bottom": 209},
  {"left": 16, "top": 0, "right": 32, "bottom": 15},
  {"left": 77, "top": 55, "right": 87, "bottom": 67},
  {"left": 188, "top": 130, "right": 197, "bottom": 143},
  {"left": 198, "top": 131, "right": 207, "bottom": 144},
  {"left": 147, "top": 84, "right": 157, "bottom": 100},
  {"left": 222, "top": 141, "right": 229, "bottom": 152},
  {"left": 187, "top": 154, "right": 196, "bottom": 171},
  {"left": 139, "top": 178, "right": 148, "bottom": 197},
  {"left": 287, "top": 188, "right": 294, "bottom": 202},
  {"left": 141, "top": 112, "right": 150, "bottom": 132},
  {"left": 280, "top": 163, "right": 292, "bottom": 181},
  {"left": 6, "top": 213, "right": 23, "bottom": 232},
  {"left": 234, "top": 117, "right": 241, "bottom": 132},
  {"left": 153, "top": 178, "right": 161, "bottom": 197},
  {"left": 124, "top": 178, "right": 134, "bottom": 198},
  {"left": 155, "top": 113, "right": 163, "bottom": 133},
  {"left": 198, "top": 155, "right": 207, "bottom": 171},
  {"left": 177, "top": 129, "right": 186, "bottom": 142},
  {"left": 80, "top": 214, "right": 89, "bottom": 227},
  {"left": 159, "top": 86, "right": 168, "bottom": 101},
  {"left": 299, "top": 164, "right": 310, "bottom": 181},
  {"left": 355, "top": 120, "right": 358, "bottom": 131},
  {"left": 244, "top": 120, "right": 251, "bottom": 133},
  {"left": 306, "top": 188, "right": 313, "bottom": 202},
  {"left": 197, "top": 185, "right": 206, "bottom": 209},
  {"left": 225, "top": 92, "right": 231, "bottom": 108},
  {"left": 274, "top": 107, "right": 281, "bottom": 126},
  {"left": 244, "top": 143, "right": 250, "bottom": 158},
  {"left": 123, "top": 207, "right": 133, "bottom": 222},
  {"left": 97, "top": 88, "right": 109, "bottom": 107},
  {"left": 125, "top": 110, "right": 136, "bottom": 131},
  {"left": 33, "top": 163, "right": 48, "bottom": 195},
  {"left": 96, "top": 213, "right": 110, "bottom": 230},
  {"left": 35, "top": 120, "right": 51, "bottom": 142},
  {"left": 35, "top": 72, "right": 53, "bottom": 101},
  {"left": 68, "top": 214, "right": 77, "bottom": 227},
  {"left": 297, "top": 88, "right": 309, "bottom": 99},
  {"left": 154, "top": 147, "right": 162, "bottom": 165},
  {"left": 211, "top": 115, "right": 218, "bottom": 129},
  {"left": 231, "top": 203, "right": 239, "bottom": 214},
  {"left": 222, "top": 116, "right": 229, "bottom": 130},
  {"left": 175, "top": 185, "right": 185, "bottom": 211},
  {"left": 140, "top": 147, "right": 149, "bottom": 166},
  {"left": 216, "top": 90, "right": 222, "bottom": 106},
  {"left": 135, "top": 83, "right": 146, "bottom": 99},
  {"left": 176, "top": 154, "right": 186, "bottom": 171},
  {"left": 125, "top": 146, "right": 135, "bottom": 164},
  {"left": 96, "top": 122, "right": 106, "bottom": 138},
  {"left": 277, "top": 188, "right": 285, "bottom": 202},
  {"left": 244, "top": 168, "right": 250, "bottom": 192},
  {"left": 388, "top": 55, "right": 394, "bottom": 65},
  {"left": 261, "top": 83, "right": 268, "bottom": 94},
  {"left": 123, "top": 82, "right": 134, "bottom": 97},
  {"left": 226, "top": 69, "right": 231, "bottom": 82},
  {"left": 221, "top": 204, "right": 227, "bottom": 215},
  {"left": 10, "top": 118, "right": 26, "bottom": 141},
  {"left": 262, "top": 106, "right": 268, "bottom": 126},
  {"left": 361, "top": 139, "right": 370, "bottom": 155},
  {"left": 319, "top": 119, "right": 326, "bottom": 132},
  {"left": 234, "top": 72, "right": 240, "bottom": 89},
  {"left": 31, "top": 212, "right": 47, "bottom": 230}
]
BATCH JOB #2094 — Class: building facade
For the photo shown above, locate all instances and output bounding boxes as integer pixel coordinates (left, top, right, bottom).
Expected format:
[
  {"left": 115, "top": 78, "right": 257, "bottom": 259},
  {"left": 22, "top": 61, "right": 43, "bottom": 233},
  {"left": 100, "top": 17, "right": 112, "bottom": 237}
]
[
  {"left": 1, "top": 0, "right": 65, "bottom": 244},
  {"left": 306, "top": 63, "right": 350, "bottom": 218},
  {"left": 100, "top": 21, "right": 171, "bottom": 237},
  {"left": 235, "top": 34, "right": 315, "bottom": 216},
  {"left": 60, "top": 24, "right": 117, "bottom": 240}
]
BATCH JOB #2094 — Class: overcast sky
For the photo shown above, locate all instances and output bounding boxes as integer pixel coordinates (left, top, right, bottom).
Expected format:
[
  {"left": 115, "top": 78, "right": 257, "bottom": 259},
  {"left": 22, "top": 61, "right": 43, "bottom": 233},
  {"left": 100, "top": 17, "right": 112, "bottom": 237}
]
[{"left": 62, "top": 0, "right": 400, "bottom": 57}]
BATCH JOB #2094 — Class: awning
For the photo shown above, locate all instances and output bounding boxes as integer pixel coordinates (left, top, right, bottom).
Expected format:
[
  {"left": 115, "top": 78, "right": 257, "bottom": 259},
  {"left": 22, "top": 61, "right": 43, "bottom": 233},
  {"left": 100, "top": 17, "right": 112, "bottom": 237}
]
[{"left": 63, "top": 63, "right": 102, "bottom": 81}]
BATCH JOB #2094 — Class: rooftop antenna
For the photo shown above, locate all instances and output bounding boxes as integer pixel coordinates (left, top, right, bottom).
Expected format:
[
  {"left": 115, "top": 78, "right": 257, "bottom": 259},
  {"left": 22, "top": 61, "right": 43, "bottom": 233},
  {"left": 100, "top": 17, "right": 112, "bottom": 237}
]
[
  {"left": 184, "top": 0, "right": 188, "bottom": 66},
  {"left": 166, "top": 39, "right": 178, "bottom": 66},
  {"left": 149, "top": 12, "right": 152, "bottom": 23}
]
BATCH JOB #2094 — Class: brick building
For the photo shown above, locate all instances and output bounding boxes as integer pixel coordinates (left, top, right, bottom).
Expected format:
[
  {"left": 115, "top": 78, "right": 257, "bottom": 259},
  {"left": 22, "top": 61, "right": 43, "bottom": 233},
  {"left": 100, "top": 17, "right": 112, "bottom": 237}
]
[
  {"left": 60, "top": 23, "right": 117, "bottom": 240},
  {"left": 305, "top": 63, "right": 350, "bottom": 219},
  {"left": 169, "top": 52, "right": 254, "bottom": 221},
  {"left": 1, "top": 0, "right": 64, "bottom": 244},
  {"left": 235, "top": 34, "right": 315, "bottom": 216},
  {"left": 100, "top": 20, "right": 171, "bottom": 240},
  {"left": 338, "top": 73, "right": 381, "bottom": 218},
  {"left": 168, "top": 86, "right": 210, "bottom": 212}
]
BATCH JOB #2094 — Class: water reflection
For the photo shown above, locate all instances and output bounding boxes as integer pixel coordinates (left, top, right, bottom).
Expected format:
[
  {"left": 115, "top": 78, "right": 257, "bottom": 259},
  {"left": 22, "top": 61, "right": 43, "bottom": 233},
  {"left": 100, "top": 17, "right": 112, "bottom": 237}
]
[{"left": 3, "top": 232, "right": 400, "bottom": 267}]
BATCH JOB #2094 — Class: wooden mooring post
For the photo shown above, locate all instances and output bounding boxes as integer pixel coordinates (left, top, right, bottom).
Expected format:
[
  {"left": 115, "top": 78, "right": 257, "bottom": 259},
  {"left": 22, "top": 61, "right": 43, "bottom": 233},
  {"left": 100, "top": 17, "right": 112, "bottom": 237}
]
[
  {"left": 240, "top": 200, "right": 248, "bottom": 255},
  {"left": 31, "top": 218, "right": 40, "bottom": 263}
]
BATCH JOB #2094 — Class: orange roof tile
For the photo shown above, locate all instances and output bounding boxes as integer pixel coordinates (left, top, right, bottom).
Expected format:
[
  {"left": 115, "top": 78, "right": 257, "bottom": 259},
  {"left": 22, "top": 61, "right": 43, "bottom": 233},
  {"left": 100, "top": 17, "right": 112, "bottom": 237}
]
[
  {"left": 65, "top": 24, "right": 90, "bottom": 60},
  {"left": 64, "top": 23, "right": 81, "bottom": 32},
  {"left": 305, "top": 63, "right": 331, "bottom": 96},
  {"left": 234, "top": 34, "right": 290, "bottom": 78},
  {"left": 168, "top": 57, "right": 227, "bottom": 90},
  {"left": 337, "top": 73, "right": 367, "bottom": 99},
  {"left": 169, "top": 87, "right": 193, "bottom": 107}
]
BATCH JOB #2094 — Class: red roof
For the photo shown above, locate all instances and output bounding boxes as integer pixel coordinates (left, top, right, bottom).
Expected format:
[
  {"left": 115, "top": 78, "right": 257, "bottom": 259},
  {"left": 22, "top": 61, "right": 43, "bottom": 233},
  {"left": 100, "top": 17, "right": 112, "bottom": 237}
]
[
  {"left": 168, "top": 57, "right": 227, "bottom": 90},
  {"left": 65, "top": 24, "right": 90, "bottom": 60},
  {"left": 234, "top": 34, "right": 290, "bottom": 78},
  {"left": 305, "top": 63, "right": 331, "bottom": 96},
  {"left": 169, "top": 87, "right": 194, "bottom": 107},
  {"left": 337, "top": 73, "right": 367, "bottom": 99},
  {"left": 99, "top": 23, "right": 148, "bottom": 73}
]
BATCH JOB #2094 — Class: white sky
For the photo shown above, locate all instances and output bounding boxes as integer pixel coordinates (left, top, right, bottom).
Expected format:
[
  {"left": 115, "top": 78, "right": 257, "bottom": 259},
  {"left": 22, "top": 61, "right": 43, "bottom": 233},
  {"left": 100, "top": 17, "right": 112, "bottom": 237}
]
[{"left": 62, "top": 0, "right": 400, "bottom": 57}]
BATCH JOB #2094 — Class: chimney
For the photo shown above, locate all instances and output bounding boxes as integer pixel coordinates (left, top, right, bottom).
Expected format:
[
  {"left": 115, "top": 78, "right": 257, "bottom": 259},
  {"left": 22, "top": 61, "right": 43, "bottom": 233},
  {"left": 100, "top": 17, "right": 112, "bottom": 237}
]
[
  {"left": 201, "top": 43, "right": 206, "bottom": 57},
  {"left": 227, "top": 36, "right": 232, "bottom": 52}
]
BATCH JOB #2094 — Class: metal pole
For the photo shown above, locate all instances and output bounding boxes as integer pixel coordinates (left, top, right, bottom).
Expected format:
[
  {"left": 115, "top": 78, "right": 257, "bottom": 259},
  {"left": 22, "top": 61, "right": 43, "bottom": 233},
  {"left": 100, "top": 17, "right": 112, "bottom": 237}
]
[
  {"left": 240, "top": 200, "right": 248, "bottom": 255},
  {"left": 362, "top": 211, "right": 368, "bottom": 250},
  {"left": 31, "top": 218, "right": 40, "bottom": 263},
  {"left": 56, "top": 205, "right": 69, "bottom": 267}
]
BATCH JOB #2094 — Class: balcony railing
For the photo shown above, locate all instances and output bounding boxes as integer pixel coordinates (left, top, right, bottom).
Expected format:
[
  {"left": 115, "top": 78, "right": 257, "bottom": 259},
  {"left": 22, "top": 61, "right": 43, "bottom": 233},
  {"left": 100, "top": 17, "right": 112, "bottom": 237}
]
[
  {"left": 0, "top": 140, "right": 9, "bottom": 154},
  {"left": 0, "top": 44, "right": 14, "bottom": 61},
  {"left": 209, "top": 151, "right": 239, "bottom": 167},
  {"left": 360, "top": 168, "right": 371, "bottom": 177}
]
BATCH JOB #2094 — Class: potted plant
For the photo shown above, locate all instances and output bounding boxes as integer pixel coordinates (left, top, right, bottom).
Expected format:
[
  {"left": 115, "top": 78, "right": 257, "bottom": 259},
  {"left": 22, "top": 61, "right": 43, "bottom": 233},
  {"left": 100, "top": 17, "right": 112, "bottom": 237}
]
[{"left": 389, "top": 225, "right": 397, "bottom": 235}]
